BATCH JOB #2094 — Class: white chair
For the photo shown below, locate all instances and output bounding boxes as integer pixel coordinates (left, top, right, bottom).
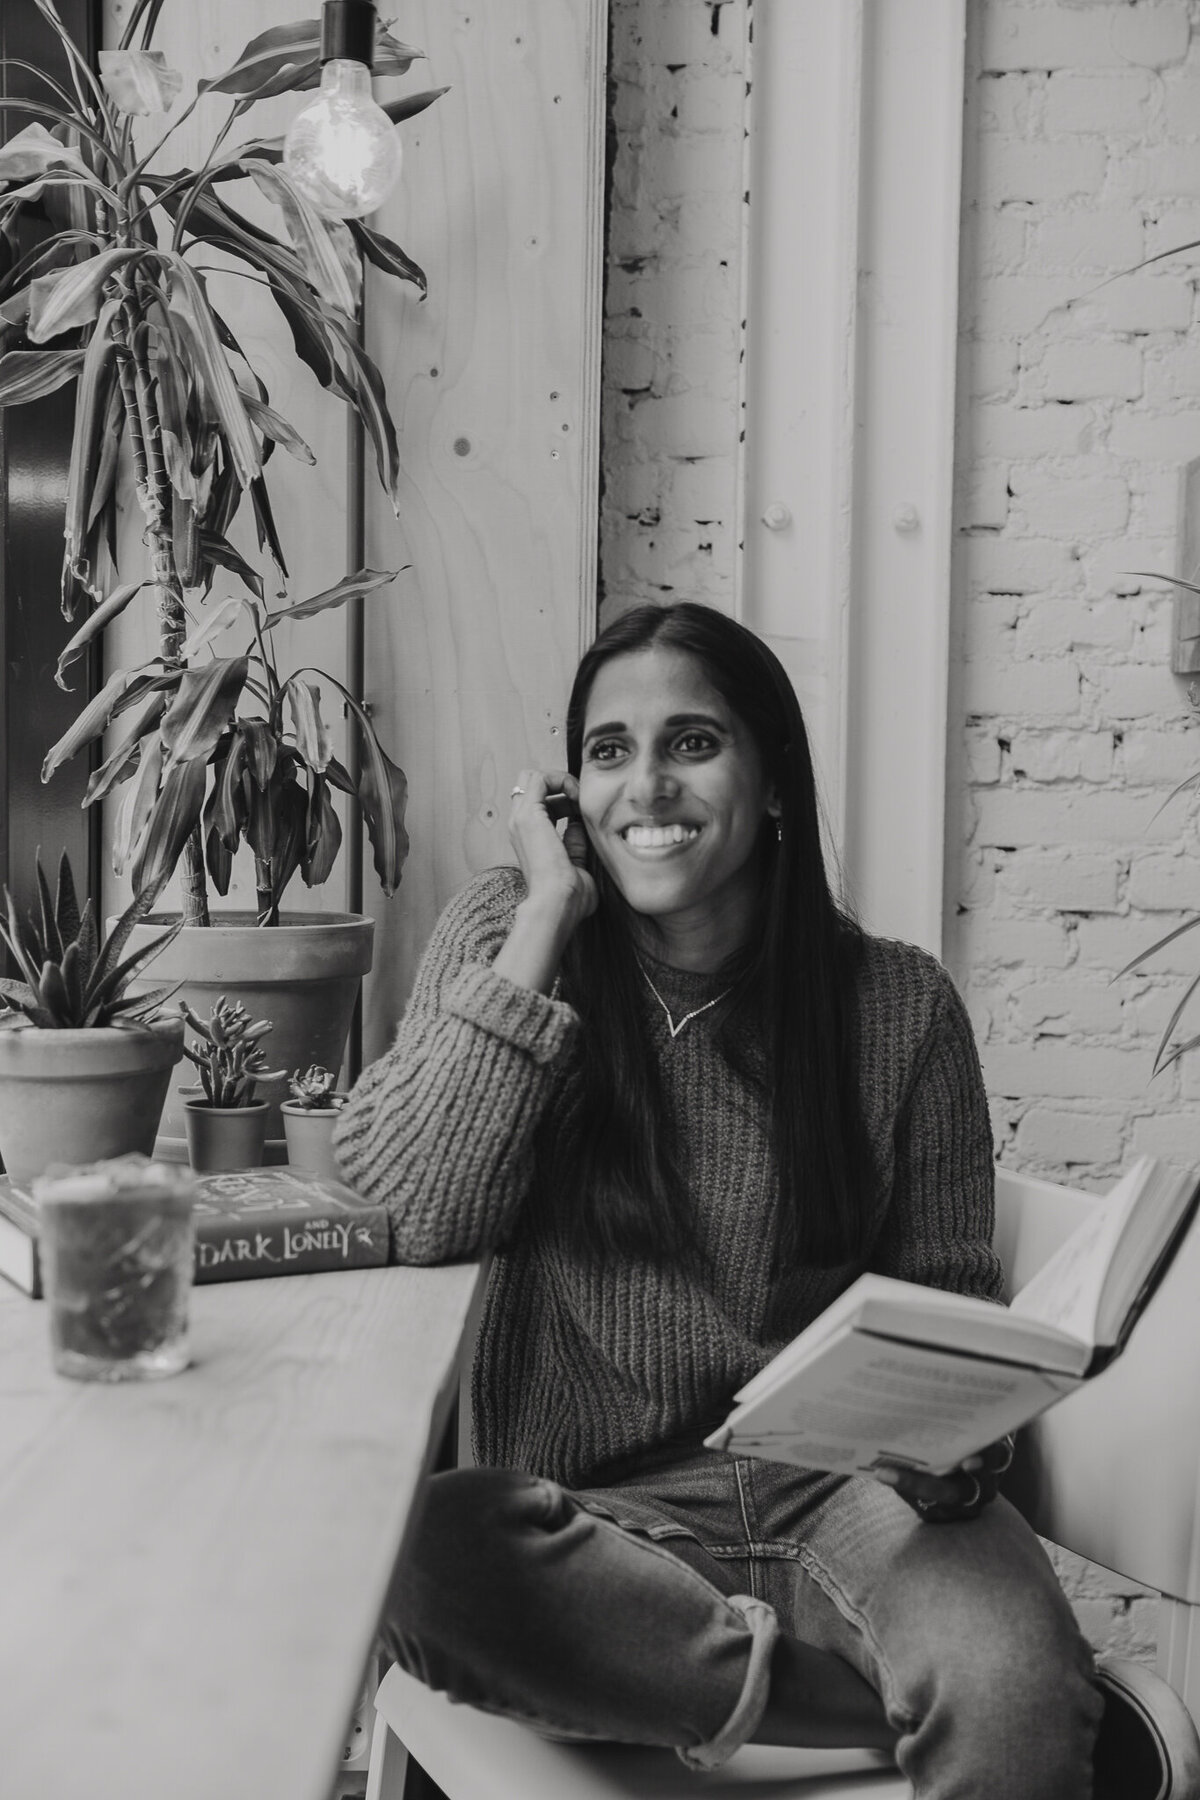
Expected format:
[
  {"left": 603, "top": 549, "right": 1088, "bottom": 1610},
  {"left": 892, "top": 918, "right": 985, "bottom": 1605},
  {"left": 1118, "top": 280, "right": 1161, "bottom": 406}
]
[{"left": 366, "top": 1166, "right": 1200, "bottom": 1799}]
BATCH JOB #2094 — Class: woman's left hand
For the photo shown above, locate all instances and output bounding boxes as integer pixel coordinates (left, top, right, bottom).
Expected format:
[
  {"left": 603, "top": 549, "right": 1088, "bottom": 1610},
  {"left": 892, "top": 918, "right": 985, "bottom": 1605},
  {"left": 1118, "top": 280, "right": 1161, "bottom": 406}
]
[{"left": 873, "top": 1435, "right": 1015, "bottom": 1524}]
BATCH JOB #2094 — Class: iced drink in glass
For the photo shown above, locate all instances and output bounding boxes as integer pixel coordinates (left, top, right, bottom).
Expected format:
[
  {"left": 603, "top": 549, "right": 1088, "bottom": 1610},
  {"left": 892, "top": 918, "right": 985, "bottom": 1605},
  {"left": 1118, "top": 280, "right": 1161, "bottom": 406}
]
[{"left": 34, "top": 1156, "right": 197, "bottom": 1381}]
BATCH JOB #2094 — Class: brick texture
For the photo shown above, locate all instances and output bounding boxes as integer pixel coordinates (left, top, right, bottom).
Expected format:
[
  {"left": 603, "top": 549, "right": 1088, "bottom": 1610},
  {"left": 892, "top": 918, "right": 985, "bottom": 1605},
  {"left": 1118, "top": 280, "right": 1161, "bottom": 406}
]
[
  {"left": 947, "top": 0, "right": 1200, "bottom": 1665},
  {"left": 606, "top": 0, "right": 1200, "bottom": 1670}
]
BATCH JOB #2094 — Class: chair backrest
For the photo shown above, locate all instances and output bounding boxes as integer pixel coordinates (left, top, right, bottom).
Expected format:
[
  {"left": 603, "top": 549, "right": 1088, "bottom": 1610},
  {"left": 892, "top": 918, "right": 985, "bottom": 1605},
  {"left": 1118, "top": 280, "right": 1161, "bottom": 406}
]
[{"left": 996, "top": 1164, "right": 1200, "bottom": 1606}]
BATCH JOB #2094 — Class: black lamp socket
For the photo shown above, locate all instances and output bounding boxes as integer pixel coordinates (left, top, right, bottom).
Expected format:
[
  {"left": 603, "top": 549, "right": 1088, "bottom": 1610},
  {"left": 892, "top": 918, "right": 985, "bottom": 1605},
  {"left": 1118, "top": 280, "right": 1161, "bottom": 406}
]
[{"left": 320, "top": 0, "right": 377, "bottom": 69}]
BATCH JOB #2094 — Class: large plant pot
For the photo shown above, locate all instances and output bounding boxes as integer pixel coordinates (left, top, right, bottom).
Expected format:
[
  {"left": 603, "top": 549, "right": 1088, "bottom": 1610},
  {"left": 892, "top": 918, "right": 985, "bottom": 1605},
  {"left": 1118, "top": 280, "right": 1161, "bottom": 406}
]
[
  {"left": 0, "top": 1015, "right": 185, "bottom": 1188},
  {"left": 121, "top": 913, "right": 374, "bottom": 1164}
]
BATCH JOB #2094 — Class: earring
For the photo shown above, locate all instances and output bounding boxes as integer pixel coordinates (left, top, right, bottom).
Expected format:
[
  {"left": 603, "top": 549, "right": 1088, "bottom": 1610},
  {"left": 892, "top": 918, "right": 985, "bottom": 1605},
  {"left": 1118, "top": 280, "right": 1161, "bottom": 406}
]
[{"left": 775, "top": 819, "right": 783, "bottom": 845}]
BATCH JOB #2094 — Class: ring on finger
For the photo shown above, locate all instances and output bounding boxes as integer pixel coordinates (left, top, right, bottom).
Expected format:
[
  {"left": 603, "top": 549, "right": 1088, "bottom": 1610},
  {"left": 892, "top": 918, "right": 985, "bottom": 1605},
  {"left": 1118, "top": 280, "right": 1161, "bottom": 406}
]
[{"left": 510, "top": 785, "right": 526, "bottom": 797}]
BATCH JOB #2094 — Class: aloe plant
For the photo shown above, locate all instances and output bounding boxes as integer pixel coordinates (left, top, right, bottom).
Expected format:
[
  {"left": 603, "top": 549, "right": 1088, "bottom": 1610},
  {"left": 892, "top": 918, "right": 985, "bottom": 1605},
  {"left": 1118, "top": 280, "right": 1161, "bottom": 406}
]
[
  {"left": 0, "top": 849, "right": 181, "bottom": 1028},
  {"left": 0, "top": 0, "right": 443, "bottom": 925}
]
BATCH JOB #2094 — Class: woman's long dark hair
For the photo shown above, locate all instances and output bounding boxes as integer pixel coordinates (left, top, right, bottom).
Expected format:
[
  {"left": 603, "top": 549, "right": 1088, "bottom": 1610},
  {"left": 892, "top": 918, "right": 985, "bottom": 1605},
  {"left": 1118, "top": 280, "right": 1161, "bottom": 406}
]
[{"left": 556, "top": 602, "right": 874, "bottom": 1273}]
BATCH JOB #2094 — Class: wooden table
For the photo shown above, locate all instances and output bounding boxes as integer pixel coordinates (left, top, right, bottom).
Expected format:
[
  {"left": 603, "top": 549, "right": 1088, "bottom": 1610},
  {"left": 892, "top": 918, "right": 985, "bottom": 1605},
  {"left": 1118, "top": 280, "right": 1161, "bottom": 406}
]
[{"left": 0, "top": 1259, "right": 484, "bottom": 1800}]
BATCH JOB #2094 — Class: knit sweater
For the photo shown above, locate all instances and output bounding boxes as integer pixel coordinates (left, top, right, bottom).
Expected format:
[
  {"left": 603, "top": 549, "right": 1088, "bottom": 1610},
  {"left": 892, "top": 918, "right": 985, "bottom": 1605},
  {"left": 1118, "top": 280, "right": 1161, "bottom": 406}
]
[{"left": 333, "top": 866, "right": 1002, "bottom": 1488}]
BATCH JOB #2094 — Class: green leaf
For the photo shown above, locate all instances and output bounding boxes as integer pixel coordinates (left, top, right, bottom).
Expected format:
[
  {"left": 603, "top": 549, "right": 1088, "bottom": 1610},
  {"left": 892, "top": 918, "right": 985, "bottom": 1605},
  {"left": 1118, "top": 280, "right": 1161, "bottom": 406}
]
[
  {"left": 323, "top": 674, "right": 408, "bottom": 894},
  {"left": 346, "top": 220, "right": 427, "bottom": 295},
  {"left": 112, "top": 734, "right": 165, "bottom": 871},
  {"left": 208, "top": 729, "right": 249, "bottom": 849},
  {"left": 381, "top": 87, "right": 449, "bottom": 126},
  {"left": 196, "top": 529, "right": 264, "bottom": 598},
  {"left": 130, "top": 759, "right": 208, "bottom": 896},
  {"left": 249, "top": 475, "right": 288, "bottom": 581},
  {"left": 55, "top": 581, "right": 147, "bottom": 689},
  {"left": 42, "top": 668, "right": 133, "bottom": 780},
  {"left": 83, "top": 882, "right": 181, "bottom": 1021},
  {"left": 179, "top": 597, "right": 246, "bottom": 661},
  {"left": 262, "top": 567, "right": 399, "bottom": 628},
  {"left": 197, "top": 20, "right": 322, "bottom": 99},
  {"left": 27, "top": 249, "right": 138, "bottom": 342},
  {"left": 326, "top": 316, "right": 401, "bottom": 513},
  {"left": 374, "top": 28, "right": 422, "bottom": 76},
  {"left": 60, "top": 295, "right": 121, "bottom": 609},
  {"left": 98, "top": 48, "right": 182, "bottom": 115},
  {"left": 160, "top": 256, "right": 261, "bottom": 489},
  {"left": 0, "top": 348, "right": 84, "bottom": 406},
  {"left": 240, "top": 720, "right": 279, "bottom": 789},
  {"left": 1114, "top": 914, "right": 1200, "bottom": 981},
  {"left": 238, "top": 390, "right": 314, "bottom": 463},
  {"left": 0, "top": 121, "right": 90, "bottom": 182},
  {"left": 160, "top": 658, "right": 250, "bottom": 769},
  {"left": 302, "top": 774, "right": 341, "bottom": 887},
  {"left": 82, "top": 691, "right": 170, "bottom": 807},
  {"left": 245, "top": 161, "right": 360, "bottom": 315},
  {"left": 285, "top": 676, "right": 331, "bottom": 773}
]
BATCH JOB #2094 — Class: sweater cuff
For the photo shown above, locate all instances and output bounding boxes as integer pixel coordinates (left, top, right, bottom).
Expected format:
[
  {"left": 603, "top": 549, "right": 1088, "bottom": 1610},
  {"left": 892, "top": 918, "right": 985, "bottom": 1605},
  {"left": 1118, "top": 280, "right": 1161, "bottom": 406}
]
[{"left": 444, "top": 962, "right": 578, "bottom": 1065}]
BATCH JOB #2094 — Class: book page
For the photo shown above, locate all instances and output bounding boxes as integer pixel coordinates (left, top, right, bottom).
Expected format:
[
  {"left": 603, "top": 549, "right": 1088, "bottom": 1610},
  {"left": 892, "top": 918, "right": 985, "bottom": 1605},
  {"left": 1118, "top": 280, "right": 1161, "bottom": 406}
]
[
  {"left": 1008, "top": 1157, "right": 1193, "bottom": 1347},
  {"left": 708, "top": 1329, "right": 1079, "bottom": 1477}
]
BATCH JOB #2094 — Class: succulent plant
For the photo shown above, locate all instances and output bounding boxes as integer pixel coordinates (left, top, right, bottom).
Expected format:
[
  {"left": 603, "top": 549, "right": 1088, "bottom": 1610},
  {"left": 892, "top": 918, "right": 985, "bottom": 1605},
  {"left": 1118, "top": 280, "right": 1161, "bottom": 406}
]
[
  {"left": 180, "top": 994, "right": 286, "bottom": 1108},
  {"left": 0, "top": 850, "right": 180, "bottom": 1029},
  {"left": 286, "top": 1063, "right": 345, "bottom": 1110}
]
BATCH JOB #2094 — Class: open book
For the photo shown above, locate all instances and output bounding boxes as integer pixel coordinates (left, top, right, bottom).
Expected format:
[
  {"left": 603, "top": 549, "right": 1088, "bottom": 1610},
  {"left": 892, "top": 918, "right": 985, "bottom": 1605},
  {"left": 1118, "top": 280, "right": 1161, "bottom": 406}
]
[{"left": 705, "top": 1156, "right": 1199, "bottom": 1478}]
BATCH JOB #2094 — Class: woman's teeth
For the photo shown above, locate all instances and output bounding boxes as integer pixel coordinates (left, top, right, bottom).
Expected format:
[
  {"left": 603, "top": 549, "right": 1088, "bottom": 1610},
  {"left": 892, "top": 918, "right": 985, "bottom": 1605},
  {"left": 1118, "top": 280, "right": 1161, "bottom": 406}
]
[{"left": 622, "top": 824, "right": 700, "bottom": 848}]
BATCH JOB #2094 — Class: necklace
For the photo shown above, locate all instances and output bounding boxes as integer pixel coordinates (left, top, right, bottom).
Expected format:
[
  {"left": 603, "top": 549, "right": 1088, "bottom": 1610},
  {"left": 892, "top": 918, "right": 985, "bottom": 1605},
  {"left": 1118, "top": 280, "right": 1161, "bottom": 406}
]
[{"left": 635, "top": 957, "right": 733, "bottom": 1041}]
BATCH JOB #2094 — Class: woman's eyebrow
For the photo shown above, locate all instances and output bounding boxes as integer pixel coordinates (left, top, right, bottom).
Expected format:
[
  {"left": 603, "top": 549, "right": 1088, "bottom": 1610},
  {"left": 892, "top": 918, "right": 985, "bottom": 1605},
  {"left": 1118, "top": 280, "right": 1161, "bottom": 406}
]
[
  {"left": 583, "top": 711, "right": 729, "bottom": 744},
  {"left": 663, "top": 712, "right": 726, "bottom": 731}
]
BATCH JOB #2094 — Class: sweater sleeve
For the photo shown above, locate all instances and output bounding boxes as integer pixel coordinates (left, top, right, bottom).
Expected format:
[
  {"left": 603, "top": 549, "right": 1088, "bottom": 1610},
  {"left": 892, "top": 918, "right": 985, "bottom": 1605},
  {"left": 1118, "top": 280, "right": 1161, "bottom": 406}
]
[
  {"left": 332, "top": 867, "right": 579, "bottom": 1263},
  {"left": 869, "top": 967, "right": 1005, "bottom": 1303}
]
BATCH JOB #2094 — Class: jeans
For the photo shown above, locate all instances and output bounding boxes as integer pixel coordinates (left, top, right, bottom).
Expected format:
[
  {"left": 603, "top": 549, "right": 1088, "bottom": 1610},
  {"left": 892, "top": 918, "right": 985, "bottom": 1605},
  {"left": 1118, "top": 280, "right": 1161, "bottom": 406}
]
[{"left": 381, "top": 1446, "right": 1103, "bottom": 1796}]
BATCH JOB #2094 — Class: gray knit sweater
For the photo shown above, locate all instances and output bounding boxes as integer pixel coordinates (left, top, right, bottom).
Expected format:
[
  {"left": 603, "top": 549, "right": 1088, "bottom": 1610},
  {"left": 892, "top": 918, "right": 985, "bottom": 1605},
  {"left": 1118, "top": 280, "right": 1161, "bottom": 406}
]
[{"left": 333, "top": 866, "right": 1002, "bottom": 1488}]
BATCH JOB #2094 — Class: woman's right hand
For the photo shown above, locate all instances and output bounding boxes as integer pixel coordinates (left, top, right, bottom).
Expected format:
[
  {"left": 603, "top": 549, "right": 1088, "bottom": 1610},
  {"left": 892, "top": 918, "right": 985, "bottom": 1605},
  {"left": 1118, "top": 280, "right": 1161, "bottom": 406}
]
[{"left": 494, "top": 769, "right": 597, "bottom": 994}]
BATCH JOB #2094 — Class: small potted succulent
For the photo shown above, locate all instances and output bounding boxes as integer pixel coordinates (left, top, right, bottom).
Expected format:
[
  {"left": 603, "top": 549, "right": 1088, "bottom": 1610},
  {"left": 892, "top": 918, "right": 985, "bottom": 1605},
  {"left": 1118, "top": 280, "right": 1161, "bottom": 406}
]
[
  {"left": 178, "top": 995, "right": 286, "bottom": 1172},
  {"left": 0, "top": 851, "right": 184, "bottom": 1184},
  {"left": 280, "top": 1063, "right": 347, "bottom": 1180}
]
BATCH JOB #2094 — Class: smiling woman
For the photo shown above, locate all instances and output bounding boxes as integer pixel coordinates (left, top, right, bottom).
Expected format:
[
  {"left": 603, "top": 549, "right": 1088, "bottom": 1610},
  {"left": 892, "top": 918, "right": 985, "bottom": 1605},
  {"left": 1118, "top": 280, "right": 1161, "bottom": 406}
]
[{"left": 330, "top": 602, "right": 1119, "bottom": 1797}]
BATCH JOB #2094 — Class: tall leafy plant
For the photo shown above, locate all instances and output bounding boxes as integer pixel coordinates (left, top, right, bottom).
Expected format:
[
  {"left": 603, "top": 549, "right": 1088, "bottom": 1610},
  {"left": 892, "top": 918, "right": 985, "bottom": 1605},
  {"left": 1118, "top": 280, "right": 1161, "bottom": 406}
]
[{"left": 0, "top": 0, "right": 443, "bottom": 924}]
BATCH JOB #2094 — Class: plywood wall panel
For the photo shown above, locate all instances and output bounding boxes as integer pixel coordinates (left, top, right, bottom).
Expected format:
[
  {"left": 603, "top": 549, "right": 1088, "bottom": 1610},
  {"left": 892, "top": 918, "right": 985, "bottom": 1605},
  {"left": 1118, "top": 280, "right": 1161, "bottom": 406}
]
[{"left": 361, "top": 1, "right": 606, "bottom": 1056}]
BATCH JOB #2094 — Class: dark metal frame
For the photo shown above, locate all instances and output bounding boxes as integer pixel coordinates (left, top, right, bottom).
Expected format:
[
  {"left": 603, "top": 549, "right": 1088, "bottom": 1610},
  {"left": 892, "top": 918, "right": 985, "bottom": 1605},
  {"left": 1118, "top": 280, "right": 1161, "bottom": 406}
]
[{"left": 0, "top": 0, "right": 102, "bottom": 930}]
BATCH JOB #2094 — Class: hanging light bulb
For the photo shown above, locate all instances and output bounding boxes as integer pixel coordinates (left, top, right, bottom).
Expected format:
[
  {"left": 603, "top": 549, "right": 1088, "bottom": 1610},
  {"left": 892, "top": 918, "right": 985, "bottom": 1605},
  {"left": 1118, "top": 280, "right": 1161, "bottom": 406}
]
[{"left": 284, "top": 0, "right": 403, "bottom": 219}]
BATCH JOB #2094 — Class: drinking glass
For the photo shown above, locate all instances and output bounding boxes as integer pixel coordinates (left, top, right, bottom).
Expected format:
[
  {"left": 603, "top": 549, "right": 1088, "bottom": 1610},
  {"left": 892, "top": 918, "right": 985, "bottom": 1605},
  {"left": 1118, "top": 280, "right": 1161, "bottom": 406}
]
[{"left": 34, "top": 1156, "right": 197, "bottom": 1381}]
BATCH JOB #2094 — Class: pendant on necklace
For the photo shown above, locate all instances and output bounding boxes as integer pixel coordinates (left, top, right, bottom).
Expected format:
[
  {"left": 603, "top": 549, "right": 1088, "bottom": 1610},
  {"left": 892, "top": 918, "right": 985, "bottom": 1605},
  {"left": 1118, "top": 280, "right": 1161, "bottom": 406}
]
[{"left": 635, "top": 958, "right": 732, "bottom": 1040}]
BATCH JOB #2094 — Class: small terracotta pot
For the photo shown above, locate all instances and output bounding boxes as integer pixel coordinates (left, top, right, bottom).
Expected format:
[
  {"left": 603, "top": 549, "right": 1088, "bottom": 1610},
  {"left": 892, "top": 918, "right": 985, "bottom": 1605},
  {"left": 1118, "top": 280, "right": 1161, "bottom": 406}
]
[
  {"left": 280, "top": 1101, "right": 346, "bottom": 1182},
  {"left": 183, "top": 1099, "right": 269, "bottom": 1173}
]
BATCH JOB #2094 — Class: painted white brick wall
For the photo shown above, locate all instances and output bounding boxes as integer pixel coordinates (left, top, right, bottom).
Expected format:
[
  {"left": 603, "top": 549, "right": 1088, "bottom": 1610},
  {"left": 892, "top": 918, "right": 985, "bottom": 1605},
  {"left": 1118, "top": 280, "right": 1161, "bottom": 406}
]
[
  {"left": 602, "top": 0, "right": 1200, "bottom": 1673},
  {"left": 948, "top": 0, "right": 1200, "bottom": 1666},
  {"left": 601, "top": 0, "right": 747, "bottom": 626}
]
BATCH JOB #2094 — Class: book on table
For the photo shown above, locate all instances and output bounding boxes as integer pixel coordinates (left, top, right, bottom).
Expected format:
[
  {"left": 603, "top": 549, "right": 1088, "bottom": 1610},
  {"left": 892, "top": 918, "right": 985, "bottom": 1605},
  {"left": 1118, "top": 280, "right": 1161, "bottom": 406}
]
[
  {"left": 704, "top": 1155, "right": 1199, "bottom": 1478},
  {"left": 0, "top": 1165, "right": 389, "bottom": 1299}
]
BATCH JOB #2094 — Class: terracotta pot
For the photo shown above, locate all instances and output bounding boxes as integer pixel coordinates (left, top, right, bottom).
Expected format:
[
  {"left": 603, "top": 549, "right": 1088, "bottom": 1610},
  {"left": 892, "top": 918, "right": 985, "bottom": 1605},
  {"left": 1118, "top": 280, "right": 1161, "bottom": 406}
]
[
  {"left": 119, "top": 912, "right": 374, "bottom": 1164},
  {"left": 0, "top": 1015, "right": 185, "bottom": 1188},
  {"left": 183, "top": 1100, "right": 270, "bottom": 1173},
  {"left": 280, "top": 1102, "right": 347, "bottom": 1182}
]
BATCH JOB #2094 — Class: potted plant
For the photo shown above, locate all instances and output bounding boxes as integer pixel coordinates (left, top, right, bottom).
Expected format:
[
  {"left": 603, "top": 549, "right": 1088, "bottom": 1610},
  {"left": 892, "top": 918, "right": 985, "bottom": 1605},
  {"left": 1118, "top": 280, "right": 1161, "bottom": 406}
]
[
  {"left": 280, "top": 1062, "right": 346, "bottom": 1179},
  {"left": 179, "top": 995, "right": 286, "bottom": 1172},
  {"left": 0, "top": 851, "right": 184, "bottom": 1185},
  {"left": 0, "top": 3, "right": 446, "bottom": 1155}
]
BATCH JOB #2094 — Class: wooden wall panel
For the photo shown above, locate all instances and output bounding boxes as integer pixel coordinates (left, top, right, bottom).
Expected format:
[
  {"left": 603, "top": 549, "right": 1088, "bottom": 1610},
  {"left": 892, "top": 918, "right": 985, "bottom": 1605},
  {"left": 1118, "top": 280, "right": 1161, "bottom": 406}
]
[
  {"left": 360, "top": 1, "right": 606, "bottom": 1056},
  {"left": 99, "top": 0, "right": 606, "bottom": 1061}
]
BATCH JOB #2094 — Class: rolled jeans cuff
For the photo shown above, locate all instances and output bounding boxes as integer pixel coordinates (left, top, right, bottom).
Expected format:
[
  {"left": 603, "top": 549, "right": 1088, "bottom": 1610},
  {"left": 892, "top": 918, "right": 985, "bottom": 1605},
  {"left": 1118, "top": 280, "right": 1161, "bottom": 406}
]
[{"left": 676, "top": 1594, "right": 779, "bottom": 1772}]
